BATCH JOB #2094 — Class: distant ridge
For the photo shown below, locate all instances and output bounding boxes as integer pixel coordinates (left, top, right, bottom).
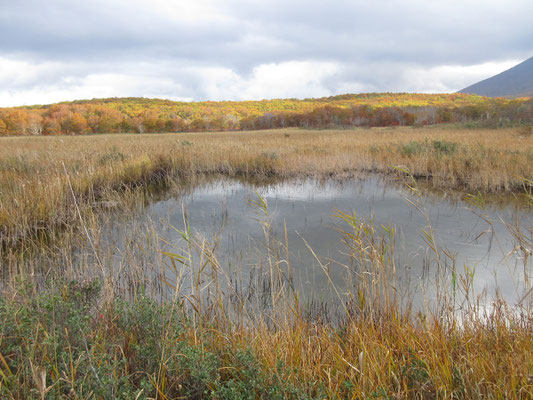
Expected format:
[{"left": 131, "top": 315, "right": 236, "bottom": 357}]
[{"left": 459, "top": 56, "right": 533, "bottom": 98}]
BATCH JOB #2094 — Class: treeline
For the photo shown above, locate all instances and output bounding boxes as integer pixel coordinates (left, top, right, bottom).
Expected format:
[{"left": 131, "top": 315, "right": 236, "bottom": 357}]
[
  {"left": 0, "top": 93, "right": 532, "bottom": 135},
  {"left": 241, "top": 100, "right": 533, "bottom": 130}
]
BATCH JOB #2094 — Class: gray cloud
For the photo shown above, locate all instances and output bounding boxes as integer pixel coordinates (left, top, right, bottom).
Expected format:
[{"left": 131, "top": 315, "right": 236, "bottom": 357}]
[{"left": 1, "top": 0, "right": 532, "bottom": 106}]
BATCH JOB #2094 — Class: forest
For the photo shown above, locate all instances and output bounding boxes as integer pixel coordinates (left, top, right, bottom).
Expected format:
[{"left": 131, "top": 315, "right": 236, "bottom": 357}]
[{"left": 1, "top": 93, "right": 532, "bottom": 135}]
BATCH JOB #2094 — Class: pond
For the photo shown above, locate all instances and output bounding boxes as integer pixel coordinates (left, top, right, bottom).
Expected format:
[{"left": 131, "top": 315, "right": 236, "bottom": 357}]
[{"left": 101, "top": 175, "right": 532, "bottom": 314}]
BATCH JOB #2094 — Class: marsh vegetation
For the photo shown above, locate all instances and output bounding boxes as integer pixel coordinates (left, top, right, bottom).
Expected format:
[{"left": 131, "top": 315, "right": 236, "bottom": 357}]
[{"left": 0, "top": 127, "right": 532, "bottom": 399}]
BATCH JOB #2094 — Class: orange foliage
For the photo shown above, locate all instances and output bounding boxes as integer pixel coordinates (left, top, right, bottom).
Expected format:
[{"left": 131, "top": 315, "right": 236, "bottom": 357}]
[
  {"left": 0, "top": 118, "right": 6, "bottom": 135},
  {"left": 0, "top": 94, "right": 531, "bottom": 135}
]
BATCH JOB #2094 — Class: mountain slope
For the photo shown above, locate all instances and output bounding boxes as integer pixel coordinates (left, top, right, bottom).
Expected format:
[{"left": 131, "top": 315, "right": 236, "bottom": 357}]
[{"left": 459, "top": 56, "right": 533, "bottom": 98}]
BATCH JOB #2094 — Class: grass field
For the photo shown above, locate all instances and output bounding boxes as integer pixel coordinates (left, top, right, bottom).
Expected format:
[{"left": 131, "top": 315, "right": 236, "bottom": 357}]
[
  {"left": 2, "top": 126, "right": 532, "bottom": 248},
  {"left": 1, "top": 127, "right": 532, "bottom": 399}
]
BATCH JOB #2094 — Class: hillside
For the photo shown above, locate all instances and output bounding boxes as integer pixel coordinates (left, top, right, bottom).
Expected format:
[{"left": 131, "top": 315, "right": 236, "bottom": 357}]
[
  {"left": 0, "top": 93, "right": 532, "bottom": 135},
  {"left": 460, "top": 57, "right": 533, "bottom": 98}
]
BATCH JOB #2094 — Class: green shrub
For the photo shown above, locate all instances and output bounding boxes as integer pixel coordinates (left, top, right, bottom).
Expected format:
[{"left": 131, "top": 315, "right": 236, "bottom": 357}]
[
  {"left": 432, "top": 140, "right": 457, "bottom": 155},
  {"left": 0, "top": 281, "right": 314, "bottom": 399},
  {"left": 99, "top": 146, "right": 126, "bottom": 164},
  {"left": 399, "top": 141, "right": 426, "bottom": 156}
]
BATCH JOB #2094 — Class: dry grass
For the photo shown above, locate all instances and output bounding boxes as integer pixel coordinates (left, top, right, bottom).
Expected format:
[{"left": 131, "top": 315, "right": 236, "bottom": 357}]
[
  {"left": 2, "top": 193, "right": 531, "bottom": 399},
  {"left": 1, "top": 127, "right": 532, "bottom": 249},
  {"left": 0, "top": 127, "right": 532, "bottom": 398}
]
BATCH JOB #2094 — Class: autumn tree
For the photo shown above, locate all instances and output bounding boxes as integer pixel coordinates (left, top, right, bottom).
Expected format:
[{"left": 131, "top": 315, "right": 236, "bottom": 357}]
[
  {"left": 0, "top": 94, "right": 530, "bottom": 136},
  {"left": 190, "top": 118, "right": 208, "bottom": 131},
  {"left": 61, "top": 112, "right": 88, "bottom": 134},
  {"left": 4, "top": 110, "right": 28, "bottom": 134},
  {"left": 224, "top": 114, "right": 239, "bottom": 130},
  {"left": 27, "top": 112, "right": 43, "bottom": 135},
  {"left": 42, "top": 117, "right": 62, "bottom": 135},
  {"left": 140, "top": 110, "right": 159, "bottom": 132},
  {"left": 45, "top": 104, "right": 70, "bottom": 121},
  {"left": 166, "top": 115, "right": 186, "bottom": 132},
  {"left": 0, "top": 118, "right": 6, "bottom": 135},
  {"left": 87, "top": 106, "right": 123, "bottom": 133}
]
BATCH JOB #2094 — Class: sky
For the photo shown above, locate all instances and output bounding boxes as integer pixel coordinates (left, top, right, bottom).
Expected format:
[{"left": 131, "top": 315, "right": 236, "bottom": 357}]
[{"left": 1, "top": 0, "right": 532, "bottom": 107}]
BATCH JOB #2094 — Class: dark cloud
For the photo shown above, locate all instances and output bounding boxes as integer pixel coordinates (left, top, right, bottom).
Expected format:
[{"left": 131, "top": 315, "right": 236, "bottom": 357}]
[{"left": 1, "top": 0, "right": 532, "bottom": 105}]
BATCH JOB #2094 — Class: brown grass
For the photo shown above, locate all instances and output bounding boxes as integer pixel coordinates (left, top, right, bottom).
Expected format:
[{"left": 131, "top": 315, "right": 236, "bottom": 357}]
[
  {"left": 0, "top": 127, "right": 532, "bottom": 398},
  {"left": 1, "top": 127, "right": 532, "bottom": 249}
]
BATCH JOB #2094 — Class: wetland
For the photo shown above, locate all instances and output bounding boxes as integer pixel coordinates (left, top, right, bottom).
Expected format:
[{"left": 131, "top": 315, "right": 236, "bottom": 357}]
[
  {"left": 102, "top": 175, "right": 531, "bottom": 312},
  {"left": 1, "top": 127, "right": 532, "bottom": 399}
]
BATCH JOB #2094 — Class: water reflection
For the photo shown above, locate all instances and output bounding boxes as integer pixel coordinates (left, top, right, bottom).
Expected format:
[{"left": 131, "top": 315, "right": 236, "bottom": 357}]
[{"left": 104, "top": 176, "right": 532, "bottom": 310}]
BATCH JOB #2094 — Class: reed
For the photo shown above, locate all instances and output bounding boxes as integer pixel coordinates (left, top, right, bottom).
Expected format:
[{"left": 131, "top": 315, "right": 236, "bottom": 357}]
[
  {"left": 2, "top": 127, "right": 533, "bottom": 253},
  {"left": 0, "top": 128, "right": 532, "bottom": 399},
  {"left": 1, "top": 192, "right": 531, "bottom": 399}
]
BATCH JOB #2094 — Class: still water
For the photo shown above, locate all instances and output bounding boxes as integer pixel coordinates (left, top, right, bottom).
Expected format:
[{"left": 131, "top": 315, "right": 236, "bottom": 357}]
[{"left": 104, "top": 176, "right": 532, "bottom": 310}]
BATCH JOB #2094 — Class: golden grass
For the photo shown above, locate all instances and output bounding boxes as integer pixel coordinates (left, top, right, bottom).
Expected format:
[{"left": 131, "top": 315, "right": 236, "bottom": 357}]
[
  {"left": 0, "top": 127, "right": 532, "bottom": 398},
  {"left": 1, "top": 126, "right": 532, "bottom": 249}
]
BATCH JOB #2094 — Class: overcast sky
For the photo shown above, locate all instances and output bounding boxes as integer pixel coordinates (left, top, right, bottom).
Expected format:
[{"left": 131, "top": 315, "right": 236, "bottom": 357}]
[{"left": 1, "top": 0, "right": 532, "bottom": 106}]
